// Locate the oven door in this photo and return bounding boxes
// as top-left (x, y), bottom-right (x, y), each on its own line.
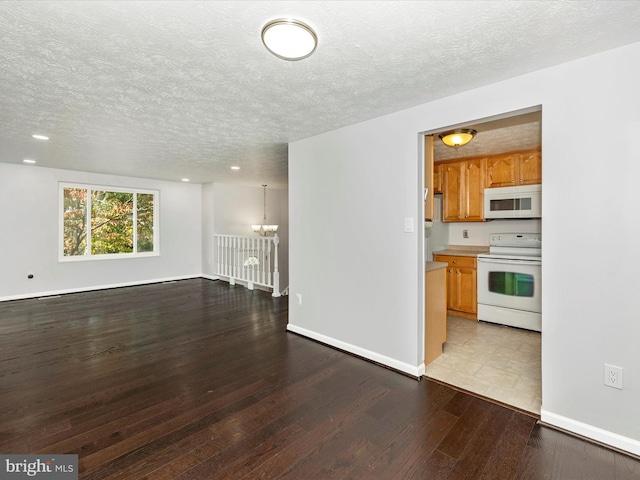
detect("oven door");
top-left (477, 257), bottom-right (541, 313)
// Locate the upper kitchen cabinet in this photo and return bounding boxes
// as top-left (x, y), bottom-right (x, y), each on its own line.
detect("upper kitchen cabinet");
top-left (486, 147), bottom-right (541, 188)
top-left (519, 149), bottom-right (542, 185)
top-left (442, 158), bottom-right (486, 222)
top-left (433, 163), bottom-right (443, 194)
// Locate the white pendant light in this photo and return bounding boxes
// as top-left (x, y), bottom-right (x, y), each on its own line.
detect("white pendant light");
top-left (261, 19), bottom-right (317, 61)
top-left (251, 185), bottom-right (279, 236)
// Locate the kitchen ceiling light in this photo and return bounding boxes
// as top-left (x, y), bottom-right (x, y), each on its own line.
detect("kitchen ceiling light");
top-left (231, 166), bottom-right (240, 170)
top-left (23, 159), bottom-right (36, 164)
top-left (32, 134), bottom-right (49, 140)
top-left (261, 19), bottom-right (317, 61)
top-left (439, 129), bottom-right (477, 148)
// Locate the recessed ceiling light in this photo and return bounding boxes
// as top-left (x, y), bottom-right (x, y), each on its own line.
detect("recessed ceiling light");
top-left (181, 178), bottom-right (190, 182)
top-left (261, 19), bottom-right (317, 61)
top-left (32, 134), bottom-right (49, 140)
top-left (23, 159), bottom-right (37, 164)
top-left (231, 166), bottom-right (240, 170)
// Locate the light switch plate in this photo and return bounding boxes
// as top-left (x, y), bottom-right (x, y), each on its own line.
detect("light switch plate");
top-left (404, 217), bottom-right (414, 233)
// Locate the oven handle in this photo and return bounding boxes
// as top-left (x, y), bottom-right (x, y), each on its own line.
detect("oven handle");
top-left (478, 257), bottom-right (541, 266)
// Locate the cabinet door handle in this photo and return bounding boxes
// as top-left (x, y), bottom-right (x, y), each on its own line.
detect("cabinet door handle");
top-left (452, 260), bottom-right (456, 264)
top-left (520, 179), bottom-right (524, 183)
top-left (510, 180), bottom-right (515, 183)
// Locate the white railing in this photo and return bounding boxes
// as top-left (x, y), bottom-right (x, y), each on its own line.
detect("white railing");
top-left (213, 234), bottom-right (280, 297)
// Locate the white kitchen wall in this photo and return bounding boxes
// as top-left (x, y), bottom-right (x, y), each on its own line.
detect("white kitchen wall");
top-left (289, 41), bottom-right (640, 454)
top-left (425, 196), bottom-right (448, 260)
top-left (0, 163), bottom-right (202, 301)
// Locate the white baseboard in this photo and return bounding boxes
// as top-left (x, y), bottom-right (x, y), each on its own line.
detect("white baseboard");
top-left (0, 274), bottom-right (202, 302)
top-left (287, 323), bottom-right (424, 378)
top-left (541, 409), bottom-right (640, 457)
top-left (201, 274), bottom-right (220, 281)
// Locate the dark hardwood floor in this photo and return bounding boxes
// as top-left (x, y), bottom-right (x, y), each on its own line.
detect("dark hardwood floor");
top-left (1, 279), bottom-right (638, 479)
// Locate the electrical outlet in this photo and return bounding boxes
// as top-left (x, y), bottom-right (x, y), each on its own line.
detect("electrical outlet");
top-left (463, 230), bottom-right (469, 239)
top-left (296, 294), bottom-right (303, 306)
top-left (604, 364), bottom-right (623, 390)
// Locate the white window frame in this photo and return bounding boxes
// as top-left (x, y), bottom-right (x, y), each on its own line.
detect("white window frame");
top-left (59, 182), bottom-right (160, 262)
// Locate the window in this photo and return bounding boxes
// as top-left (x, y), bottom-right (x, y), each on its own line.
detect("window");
top-left (60, 183), bottom-right (158, 260)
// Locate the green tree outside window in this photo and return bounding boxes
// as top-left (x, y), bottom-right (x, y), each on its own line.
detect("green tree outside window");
top-left (62, 186), bottom-right (156, 258)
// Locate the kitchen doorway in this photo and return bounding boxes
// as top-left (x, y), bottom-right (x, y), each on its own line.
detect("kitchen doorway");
top-left (422, 107), bottom-right (543, 415)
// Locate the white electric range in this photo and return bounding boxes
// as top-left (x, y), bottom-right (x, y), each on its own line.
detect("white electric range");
top-left (477, 233), bottom-right (542, 332)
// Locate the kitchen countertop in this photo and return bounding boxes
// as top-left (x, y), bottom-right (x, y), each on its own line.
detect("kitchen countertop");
top-left (433, 245), bottom-right (489, 257)
top-left (426, 261), bottom-right (448, 272)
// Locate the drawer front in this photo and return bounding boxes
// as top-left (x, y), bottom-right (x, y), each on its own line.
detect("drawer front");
top-left (433, 254), bottom-right (476, 269)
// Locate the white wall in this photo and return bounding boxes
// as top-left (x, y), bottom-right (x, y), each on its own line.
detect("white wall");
top-left (201, 183), bottom-right (289, 291)
top-left (288, 42), bottom-right (640, 454)
top-left (425, 196), bottom-right (448, 260)
top-left (201, 182), bottom-right (215, 278)
top-left (0, 163), bottom-right (202, 300)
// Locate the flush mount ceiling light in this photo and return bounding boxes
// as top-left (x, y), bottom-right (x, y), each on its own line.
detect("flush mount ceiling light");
top-left (32, 134), bottom-right (49, 141)
top-left (439, 129), bottom-right (477, 148)
top-left (261, 18), bottom-right (317, 61)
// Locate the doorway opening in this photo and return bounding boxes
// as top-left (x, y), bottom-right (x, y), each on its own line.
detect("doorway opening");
top-left (422, 106), bottom-right (543, 415)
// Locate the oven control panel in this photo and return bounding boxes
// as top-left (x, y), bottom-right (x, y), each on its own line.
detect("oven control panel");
top-left (489, 233), bottom-right (541, 248)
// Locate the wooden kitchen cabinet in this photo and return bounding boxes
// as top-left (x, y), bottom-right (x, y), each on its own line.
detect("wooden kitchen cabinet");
top-left (433, 162), bottom-right (443, 194)
top-left (485, 153), bottom-right (519, 188)
top-left (443, 162), bottom-right (463, 221)
top-left (433, 254), bottom-right (477, 319)
top-left (519, 150), bottom-right (542, 185)
top-left (486, 148), bottom-right (541, 187)
top-left (442, 158), bottom-right (486, 222)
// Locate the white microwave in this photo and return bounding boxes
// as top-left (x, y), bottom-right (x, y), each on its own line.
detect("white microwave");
top-left (484, 185), bottom-right (541, 219)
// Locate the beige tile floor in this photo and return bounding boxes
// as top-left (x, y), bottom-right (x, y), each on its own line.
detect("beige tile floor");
top-left (425, 315), bottom-right (542, 415)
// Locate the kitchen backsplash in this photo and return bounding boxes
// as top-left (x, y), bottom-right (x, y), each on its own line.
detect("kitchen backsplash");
top-left (425, 197), bottom-right (540, 259)
top-left (448, 218), bottom-right (542, 246)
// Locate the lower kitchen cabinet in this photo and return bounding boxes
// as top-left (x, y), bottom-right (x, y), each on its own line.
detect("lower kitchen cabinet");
top-left (433, 254), bottom-right (477, 319)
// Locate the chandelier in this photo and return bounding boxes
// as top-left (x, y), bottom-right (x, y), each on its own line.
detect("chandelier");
top-left (252, 185), bottom-right (278, 236)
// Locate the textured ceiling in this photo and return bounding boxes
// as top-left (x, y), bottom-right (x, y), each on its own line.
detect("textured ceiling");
top-left (433, 111), bottom-right (542, 161)
top-left (1, 1), bottom-right (640, 187)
